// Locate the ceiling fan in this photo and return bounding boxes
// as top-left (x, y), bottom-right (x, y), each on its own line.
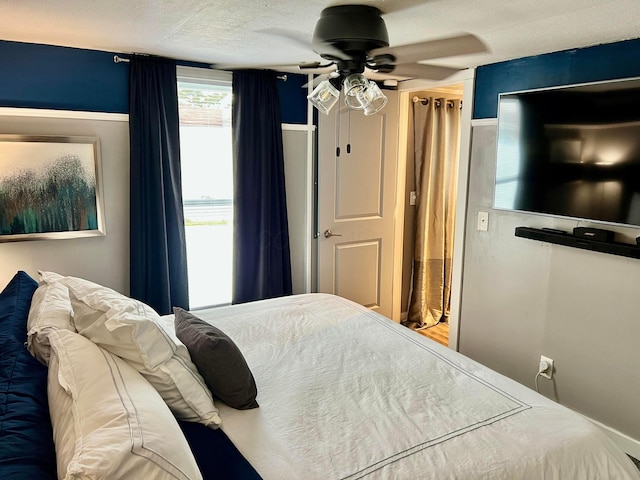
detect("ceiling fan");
top-left (300, 3), bottom-right (488, 115)
top-left (212, 3), bottom-right (488, 115)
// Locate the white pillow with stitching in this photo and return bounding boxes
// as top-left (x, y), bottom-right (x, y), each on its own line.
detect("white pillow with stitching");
top-left (26, 281), bottom-right (75, 365)
top-left (40, 271), bottom-right (221, 429)
top-left (48, 329), bottom-right (203, 480)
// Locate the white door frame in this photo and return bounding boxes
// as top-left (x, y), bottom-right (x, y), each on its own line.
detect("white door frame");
top-left (393, 68), bottom-right (477, 350)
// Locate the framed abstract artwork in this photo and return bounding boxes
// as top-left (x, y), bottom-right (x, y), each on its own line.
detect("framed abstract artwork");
top-left (0, 135), bottom-right (105, 242)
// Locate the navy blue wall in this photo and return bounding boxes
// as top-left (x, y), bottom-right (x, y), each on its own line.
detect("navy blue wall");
top-left (0, 40), bottom-right (128, 113)
top-left (276, 73), bottom-right (308, 124)
top-left (473, 37), bottom-right (640, 119)
top-left (0, 40), bottom-right (308, 123)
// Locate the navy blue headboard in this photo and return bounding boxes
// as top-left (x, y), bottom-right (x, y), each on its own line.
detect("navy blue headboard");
top-left (0, 271), bottom-right (57, 479)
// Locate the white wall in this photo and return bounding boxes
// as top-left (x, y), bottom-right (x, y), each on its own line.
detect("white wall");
top-left (0, 109), bottom-right (130, 293)
top-left (458, 120), bottom-right (640, 446)
top-left (282, 125), bottom-right (314, 295)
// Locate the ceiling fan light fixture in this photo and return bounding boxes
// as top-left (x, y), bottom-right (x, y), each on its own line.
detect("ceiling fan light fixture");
top-left (306, 73), bottom-right (388, 115)
top-left (308, 78), bottom-right (340, 115)
top-left (343, 73), bottom-right (369, 110)
top-left (343, 73), bottom-right (368, 96)
top-left (362, 82), bottom-right (387, 116)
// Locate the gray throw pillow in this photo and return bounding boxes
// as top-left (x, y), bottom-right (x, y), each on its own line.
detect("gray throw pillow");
top-left (174, 307), bottom-right (259, 410)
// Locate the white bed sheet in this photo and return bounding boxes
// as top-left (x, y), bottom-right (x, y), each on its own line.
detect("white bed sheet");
top-left (192, 294), bottom-right (639, 480)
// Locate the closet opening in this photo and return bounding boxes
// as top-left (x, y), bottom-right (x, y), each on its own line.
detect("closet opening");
top-left (401, 84), bottom-right (464, 347)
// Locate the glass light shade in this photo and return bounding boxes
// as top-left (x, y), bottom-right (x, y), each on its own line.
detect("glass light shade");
top-left (363, 82), bottom-right (388, 116)
top-left (308, 79), bottom-right (340, 115)
top-left (343, 74), bottom-right (369, 110)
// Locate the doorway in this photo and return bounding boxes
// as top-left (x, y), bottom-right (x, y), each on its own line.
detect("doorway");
top-left (315, 80), bottom-right (469, 343)
top-left (401, 84), bottom-right (465, 345)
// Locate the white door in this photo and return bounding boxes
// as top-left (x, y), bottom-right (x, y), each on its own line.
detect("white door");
top-left (317, 90), bottom-right (399, 318)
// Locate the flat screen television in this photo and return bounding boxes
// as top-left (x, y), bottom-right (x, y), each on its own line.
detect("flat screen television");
top-left (494, 76), bottom-right (640, 228)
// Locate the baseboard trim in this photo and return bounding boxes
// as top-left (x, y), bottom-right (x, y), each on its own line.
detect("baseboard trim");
top-left (586, 416), bottom-right (640, 459)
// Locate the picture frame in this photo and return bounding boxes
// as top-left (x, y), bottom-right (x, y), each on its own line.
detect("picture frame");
top-left (0, 134), bottom-right (105, 242)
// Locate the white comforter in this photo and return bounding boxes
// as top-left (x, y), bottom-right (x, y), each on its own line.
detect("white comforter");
top-left (193, 294), bottom-right (639, 479)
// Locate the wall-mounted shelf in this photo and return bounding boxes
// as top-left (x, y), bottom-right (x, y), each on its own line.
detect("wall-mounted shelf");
top-left (515, 227), bottom-right (640, 259)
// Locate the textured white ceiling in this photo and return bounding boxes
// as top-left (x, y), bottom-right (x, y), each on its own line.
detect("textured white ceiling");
top-left (1, 0), bottom-right (639, 75)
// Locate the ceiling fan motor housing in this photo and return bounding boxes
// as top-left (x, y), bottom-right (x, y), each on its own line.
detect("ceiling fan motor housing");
top-left (312, 5), bottom-right (390, 60)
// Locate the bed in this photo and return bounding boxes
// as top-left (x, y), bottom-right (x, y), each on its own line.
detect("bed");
top-left (1, 270), bottom-right (639, 479)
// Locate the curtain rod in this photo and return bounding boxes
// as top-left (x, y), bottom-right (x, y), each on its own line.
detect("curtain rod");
top-left (113, 54), bottom-right (287, 81)
top-left (412, 96), bottom-right (461, 109)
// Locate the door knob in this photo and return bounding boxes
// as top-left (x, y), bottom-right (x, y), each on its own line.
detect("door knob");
top-left (324, 229), bottom-right (342, 239)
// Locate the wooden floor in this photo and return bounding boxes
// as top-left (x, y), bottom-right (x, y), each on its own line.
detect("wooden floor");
top-left (416, 322), bottom-right (449, 346)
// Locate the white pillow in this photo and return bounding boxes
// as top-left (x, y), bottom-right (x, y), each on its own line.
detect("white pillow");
top-left (48, 329), bottom-right (203, 480)
top-left (26, 281), bottom-right (75, 365)
top-left (53, 273), bottom-right (221, 428)
top-left (38, 270), bottom-right (65, 285)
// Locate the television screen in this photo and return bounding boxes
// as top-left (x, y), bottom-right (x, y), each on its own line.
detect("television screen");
top-left (494, 77), bottom-right (640, 228)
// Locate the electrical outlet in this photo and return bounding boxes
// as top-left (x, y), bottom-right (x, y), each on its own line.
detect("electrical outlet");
top-left (539, 355), bottom-right (554, 379)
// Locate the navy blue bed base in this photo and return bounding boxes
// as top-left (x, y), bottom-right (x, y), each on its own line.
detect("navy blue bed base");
top-left (179, 420), bottom-right (262, 479)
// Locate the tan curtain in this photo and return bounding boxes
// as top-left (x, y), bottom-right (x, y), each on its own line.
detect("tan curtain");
top-left (404, 97), bottom-right (461, 329)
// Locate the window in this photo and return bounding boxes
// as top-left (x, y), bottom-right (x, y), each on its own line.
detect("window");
top-left (177, 68), bottom-right (233, 308)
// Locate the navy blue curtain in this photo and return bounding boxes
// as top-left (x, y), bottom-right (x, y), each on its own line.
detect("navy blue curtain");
top-left (232, 70), bottom-right (292, 304)
top-left (129, 55), bottom-right (189, 315)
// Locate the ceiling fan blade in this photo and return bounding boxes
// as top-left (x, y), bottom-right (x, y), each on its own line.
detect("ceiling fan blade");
top-left (387, 63), bottom-right (462, 80)
top-left (370, 33), bottom-right (487, 63)
top-left (298, 63), bottom-right (336, 73)
top-left (302, 69), bottom-right (345, 89)
top-left (257, 28), bottom-right (314, 51)
top-left (259, 27), bottom-right (352, 61)
top-left (210, 61), bottom-right (324, 71)
top-left (302, 74), bottom-right (329, 89)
